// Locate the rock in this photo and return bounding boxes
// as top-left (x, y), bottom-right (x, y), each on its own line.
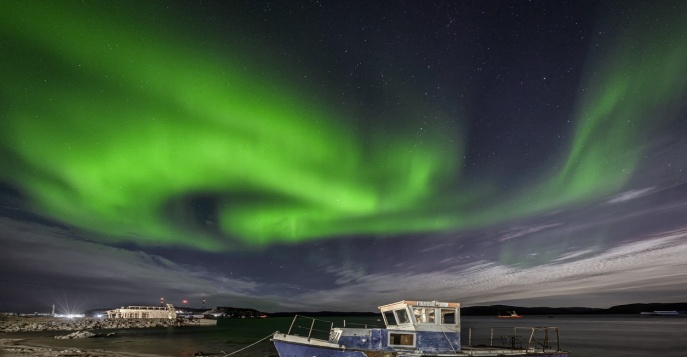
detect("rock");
top-left (54, 331), bottom-right (96, 339)
top-left (1, 316), bottom-right (213, 333)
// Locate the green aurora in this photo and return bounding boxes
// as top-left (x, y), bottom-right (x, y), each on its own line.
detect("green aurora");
top-left (1, 2), bottom-right (686, 249)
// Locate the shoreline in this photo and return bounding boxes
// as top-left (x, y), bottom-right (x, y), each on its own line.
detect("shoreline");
top-left (0, 338), bottom-right (168, 357)
top-left (0, 316), bottom-right (216, 333)
top-left (0, 336), bottom-right (266, 357)
top-left (0, 316), bottom-right (222, 357)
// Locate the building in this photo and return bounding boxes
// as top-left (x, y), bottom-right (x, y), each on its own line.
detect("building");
top-left (106, 304), bottom-right (176, 319)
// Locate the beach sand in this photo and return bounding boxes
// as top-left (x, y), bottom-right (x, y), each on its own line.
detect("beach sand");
top-left (0, 338), bottom-right (258, 356)
top-left (0, 338), bottom-right (170, 357)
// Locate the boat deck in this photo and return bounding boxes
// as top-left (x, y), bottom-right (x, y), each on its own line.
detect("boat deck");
top-left (460, 346), bottom-right (566, 356)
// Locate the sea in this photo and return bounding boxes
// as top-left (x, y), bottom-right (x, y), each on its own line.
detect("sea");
top-left (5, 315), bottom-right (687, 357)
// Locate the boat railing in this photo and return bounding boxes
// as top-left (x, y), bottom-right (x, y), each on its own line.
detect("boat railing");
top-left (286, 315), bottom-right (335, 341)
top-left (285, 315), bottom-right (379, 341)
top-left (342, 320), bottom-right (374, 328)
top-left (466, 326), bottom-right (563, 352)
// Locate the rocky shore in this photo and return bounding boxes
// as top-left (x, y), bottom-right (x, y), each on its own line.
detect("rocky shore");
top-left (1, 338), bottom-right (165, 357)
top-left (0, 316), bottom-right (221, 356)
top-left (0, 316), bottom-right (213, 333)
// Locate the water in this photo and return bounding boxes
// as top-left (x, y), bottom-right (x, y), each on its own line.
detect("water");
top-left (462, 315), bottom-right (687, 357)
top-left (7, 315), bottom-right (687, 357)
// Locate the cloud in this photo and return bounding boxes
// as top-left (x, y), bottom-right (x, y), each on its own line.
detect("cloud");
top-left (496, 223), bottom-right (563, 242)
top-left (325, 265), bottom-right (369, 285)
top-left (551, 249), bottom-right (596, 262)
top-left (0, 217), bottom-right (260, 310)
top-left (3, 210), bottom-right (687, 312)
top-left (276, 228), bottom-right (687, 311)
top-left (607, 187), bottom-right (655, 204)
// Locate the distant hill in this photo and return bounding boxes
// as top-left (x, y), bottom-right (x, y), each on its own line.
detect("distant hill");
top-left (84, 302), bottom-right (687, 318)
top-left (460, 305), bottom-right (602, 316)
top-left (267, 311), bottom-right (377, 317)
top-left (266, 302), bottom-right (687, 317)
top-left (460, 302), bottom-right (687, 316)
top-left (204, 306), bottom-right (263, 318)
top-left (606, 302), bottom-right (687, 314)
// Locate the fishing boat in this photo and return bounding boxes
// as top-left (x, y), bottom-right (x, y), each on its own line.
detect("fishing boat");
top-left (271, 300), bottom-right (568, 356)
top-left (498, 310), bottom-right (523, 318)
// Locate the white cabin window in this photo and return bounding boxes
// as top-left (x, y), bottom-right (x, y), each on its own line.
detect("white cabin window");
top-left (394, 309), bottom-right (410, 324)
top-left (440, 308), bottom-right (456, 324)
top-left (388, 332), bottom-right (416, 347)
top-left (413, 307), bottom-right (436, 324)
top-left (383, 311), bottom-right (397, 326)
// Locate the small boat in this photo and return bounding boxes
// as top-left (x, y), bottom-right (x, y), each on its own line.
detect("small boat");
top-left (498, 310), bottom-right (524, 318)
top-left (272, 300), bottom-right (568, 356)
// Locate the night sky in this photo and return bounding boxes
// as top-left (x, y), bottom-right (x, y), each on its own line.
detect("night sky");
top-left (1, 1), bottom-right (687, 314)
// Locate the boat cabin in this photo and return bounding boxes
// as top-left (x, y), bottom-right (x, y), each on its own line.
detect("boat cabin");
top-left (379, 300), bottom-right (460, 329)
top-left (371, 300), bottom-right (461, 352)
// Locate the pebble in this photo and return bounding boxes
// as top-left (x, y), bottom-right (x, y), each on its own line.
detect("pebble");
top-left (0, 316), bottom-right (198, 333)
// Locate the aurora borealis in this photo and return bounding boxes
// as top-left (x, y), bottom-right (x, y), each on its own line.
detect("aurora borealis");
top-left (2, 1), bottom-right (687, 312)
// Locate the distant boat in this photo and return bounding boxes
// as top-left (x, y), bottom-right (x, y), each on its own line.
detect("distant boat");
top-left (498, 310), bottom-right (523, 318)
top-left (272, 300), bottom-right (568, 356)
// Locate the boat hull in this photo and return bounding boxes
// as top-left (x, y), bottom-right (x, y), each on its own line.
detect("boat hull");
top-left (271, 301), bottom-right (568, 357)
top-left (273, 339), bottom-right (569, 357)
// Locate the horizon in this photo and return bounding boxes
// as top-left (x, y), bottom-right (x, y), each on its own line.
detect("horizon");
top-left (2, 1), bottom-right (687, 313)
top-left (5, 300), bottom-right (687, 315)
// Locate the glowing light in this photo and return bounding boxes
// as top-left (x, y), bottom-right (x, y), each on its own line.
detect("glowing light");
top-left (0, 2), bottom-right (685, 250)
top-left (55, 313), bottom-right (85, 319)
top-left (0, 1), bottom-right (459, 247)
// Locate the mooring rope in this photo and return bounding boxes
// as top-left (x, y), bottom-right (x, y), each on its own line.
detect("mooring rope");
top-left (221, 332), bottom-right (275, 356)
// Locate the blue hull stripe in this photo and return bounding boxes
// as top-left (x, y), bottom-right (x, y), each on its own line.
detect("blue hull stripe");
top-left (274, 340), bottom-right (568, 357)
top-left (273, 340), bottom-right (369, 357)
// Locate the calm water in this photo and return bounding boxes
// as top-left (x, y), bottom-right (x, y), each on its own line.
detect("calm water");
top-left (7, 315), bottom-right (687, 357)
